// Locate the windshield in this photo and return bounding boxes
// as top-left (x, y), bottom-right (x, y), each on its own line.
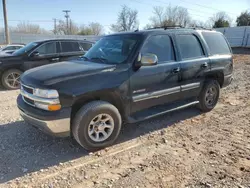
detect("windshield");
top-left (84, 35), bottom-right (140, 64)
top-left (13, 42), bottom-right (38, 56)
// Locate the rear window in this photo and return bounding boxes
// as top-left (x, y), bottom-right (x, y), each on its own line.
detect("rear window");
top-left (202, 32), bottom-right (231, 55)
top-left (176, 34), bottom-right (204, 59)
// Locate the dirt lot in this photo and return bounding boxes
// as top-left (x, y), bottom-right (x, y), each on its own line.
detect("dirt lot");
top-left (0, 55), bottom-right (249, 188)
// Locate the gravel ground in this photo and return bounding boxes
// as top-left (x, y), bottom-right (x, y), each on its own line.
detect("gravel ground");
top-left (0, 55), bottom-right (249, 188)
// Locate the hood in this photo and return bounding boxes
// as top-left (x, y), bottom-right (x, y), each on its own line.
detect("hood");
top-left (21, 60), bottom-right (116, 87)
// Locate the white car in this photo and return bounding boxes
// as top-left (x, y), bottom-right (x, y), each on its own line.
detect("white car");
top-left (0, 44), bottom-right (25, 56)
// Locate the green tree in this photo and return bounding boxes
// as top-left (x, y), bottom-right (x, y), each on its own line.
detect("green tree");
top-left (210, 12), bottom-right (231, 28)
top-left (236, 11), bottom-right (250, 26)
top-left (78, 22), bottom-right (104, 35)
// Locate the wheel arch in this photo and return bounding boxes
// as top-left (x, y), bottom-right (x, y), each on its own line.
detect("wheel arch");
top-left (205, 71), bottom-right (224, 88)
top-left (70, 90), bottom-right (126, 130)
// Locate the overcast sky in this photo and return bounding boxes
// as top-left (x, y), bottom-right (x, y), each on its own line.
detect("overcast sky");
top-left (0, 0), bottom-right (249, 33)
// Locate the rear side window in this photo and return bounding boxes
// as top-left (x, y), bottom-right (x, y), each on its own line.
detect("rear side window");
top-left (141, 35), bottom-right (175, 62)
top-left (79, 42), bottom-right (92, 52)
top-left (176, 34), bottom-right (204, 59)
top-left (61, 42), bottom-right (81, 53)
top-left (202, 32), bottom-right (231, 55)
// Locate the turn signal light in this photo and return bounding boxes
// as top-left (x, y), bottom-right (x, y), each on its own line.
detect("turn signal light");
top-left (48, 104), bottom-right (61, 111)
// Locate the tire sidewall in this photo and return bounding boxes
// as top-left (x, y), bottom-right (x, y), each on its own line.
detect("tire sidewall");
top-left (200, 80), bottom-right (220, 111)
top-left (75, 103), bottom-right (121, 150)
top-left (2, 69), bottom-right (22, 90)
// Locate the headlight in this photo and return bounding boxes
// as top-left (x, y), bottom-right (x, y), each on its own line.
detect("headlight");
top-left (33, 89), bottom-right (59, 98)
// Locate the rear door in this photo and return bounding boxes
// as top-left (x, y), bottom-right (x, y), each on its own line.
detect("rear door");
top-left (59, 41), bottom-right (84, 61)
top-left (175, 33), bottom-right (210, 99)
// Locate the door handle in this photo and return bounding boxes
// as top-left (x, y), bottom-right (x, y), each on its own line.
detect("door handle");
top-left (51, 58), bottom-right (59, 62)
top-left (172, 67), bottom-right (180, 74)
top-left (201, 62), bottom-right (208, 68)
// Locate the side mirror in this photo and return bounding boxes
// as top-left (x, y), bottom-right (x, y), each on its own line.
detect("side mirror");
top-left (138, 53), bottom-right (158, 66)
top-left (30, 51), bottom-right (40, 57)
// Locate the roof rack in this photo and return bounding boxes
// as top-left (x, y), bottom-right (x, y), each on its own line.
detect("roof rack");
top-left (189, 26), bottom-right (214, 31)
top-left (147, 25), bottom-right (184, 30)
top-left (146, 25), bottom-right (214, 31)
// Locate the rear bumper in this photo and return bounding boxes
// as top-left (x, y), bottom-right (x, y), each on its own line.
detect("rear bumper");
top-left (222, 74), bottom-right (233, 88)
top-left (17, 94), bottom-right (71, 137)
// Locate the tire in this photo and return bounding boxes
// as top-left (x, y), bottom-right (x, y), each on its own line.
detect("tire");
top-left (1, 69), bottom-right (23, 90)
top-left (198, 79), bottom-right (220, 112)
top-left (72, 101), bottom-right (122, 151)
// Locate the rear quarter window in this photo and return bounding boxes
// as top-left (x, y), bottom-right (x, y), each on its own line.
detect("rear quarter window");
top-left (202, 32), bottom-right (231, 55)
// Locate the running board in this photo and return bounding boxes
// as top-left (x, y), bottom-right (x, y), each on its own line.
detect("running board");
top-left (128, 100), bottom-right (199, 123)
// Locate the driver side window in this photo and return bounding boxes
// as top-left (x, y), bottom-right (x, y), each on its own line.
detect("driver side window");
top-left (141, 35), bottom-right (175, 63)
top-left (36, 42), bottom-right (56, 55)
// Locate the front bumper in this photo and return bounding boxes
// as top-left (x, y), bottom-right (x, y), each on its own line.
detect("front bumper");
top-left (17, 94), bottom-right (71, 137)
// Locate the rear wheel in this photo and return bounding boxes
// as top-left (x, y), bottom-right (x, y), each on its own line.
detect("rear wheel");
top-left (72, 101), bottom-right (122, 151)
top-left (198, 80), bottom-right (220, 112)
top-left (1, 69), bottom-right (22, 90)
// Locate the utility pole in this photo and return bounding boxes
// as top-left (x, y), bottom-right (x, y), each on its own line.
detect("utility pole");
top-left (62, 10), bottom-right (70, 35)
top-left (2, 0), bottom-right (10, 44)
top-left (53, 18), bottom-right (57, 34)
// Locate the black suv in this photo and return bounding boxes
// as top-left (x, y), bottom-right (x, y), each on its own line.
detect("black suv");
top-left (17, 28), bottom-right (233, 151)
top-left (0, 39), bottom-right (94, 89)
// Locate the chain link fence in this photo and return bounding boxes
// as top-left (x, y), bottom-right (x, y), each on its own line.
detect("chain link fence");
top-left (0, 32), bottom-right (101, 45)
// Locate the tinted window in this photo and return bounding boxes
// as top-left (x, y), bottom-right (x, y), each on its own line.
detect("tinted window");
top-left (36, 42), bottom-right (56, 55)
top-left (176, 35), bottom-right (204, 59)
top-left (61, 42), bottom-right (81, 53)
top-left (141, 35), bottom-right (175, 62)
top-left (85, 35), bottom-right (139, 64)
top-left (13, 42), bottom-right (38, 56)
top-left (202, 32), bottom-right (231, 55)
top-left (80, 42), bottom-right (92, 51)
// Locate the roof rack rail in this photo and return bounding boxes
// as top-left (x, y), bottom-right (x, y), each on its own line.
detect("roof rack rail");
top-left (146, 25), bottom-right (214, 31)
top-left (189, 26), bottom-right (214, 31)
top-left (147, 25), bottom-right (184, 30)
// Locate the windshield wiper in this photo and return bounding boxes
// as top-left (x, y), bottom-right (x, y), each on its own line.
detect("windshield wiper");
top-left (90, 57), bottom-right (109, 64)
top-left (79, 56), bottom-right (89, 61)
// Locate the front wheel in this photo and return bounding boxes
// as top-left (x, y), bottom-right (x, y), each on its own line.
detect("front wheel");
top-left (1, 69), bottom-right (23, 90)
top-left (72, 101), bottom-right (122, 151)
top-left (198, 80), bottom-right (220, 112)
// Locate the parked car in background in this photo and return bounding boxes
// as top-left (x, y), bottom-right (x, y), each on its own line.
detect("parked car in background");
top-left (0, 44), bottom-right (25, 56)
top-left (17, 28), bottom-right (233, 151)
top-left (0, 39), bottom-right (94, 89)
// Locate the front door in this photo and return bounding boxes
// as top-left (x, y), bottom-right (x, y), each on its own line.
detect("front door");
top-left (175, 33), bottom-right (210, 99)
top-left (130, 34), bottom-right (181, 114)
top-left (23, 41), bottom-right (59, 70)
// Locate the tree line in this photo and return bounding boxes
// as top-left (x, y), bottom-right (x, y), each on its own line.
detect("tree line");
top-left (3, 5), bottom-right (250, 35)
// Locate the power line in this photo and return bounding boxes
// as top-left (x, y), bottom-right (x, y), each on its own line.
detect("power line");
top-left (132, 0), bottom-right (210, 19)
top-left (178, 0), bottom-right (239, 16)
top-left (0, 19), bottom-right (54, 22)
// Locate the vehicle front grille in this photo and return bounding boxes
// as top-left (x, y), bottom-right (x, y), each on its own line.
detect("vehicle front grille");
top-left (23, 96), bottom-right (35, 106)
top-left (21, 83), bottom-right (35, 106)
top-left (22, 84), bottom-right (33, 94)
